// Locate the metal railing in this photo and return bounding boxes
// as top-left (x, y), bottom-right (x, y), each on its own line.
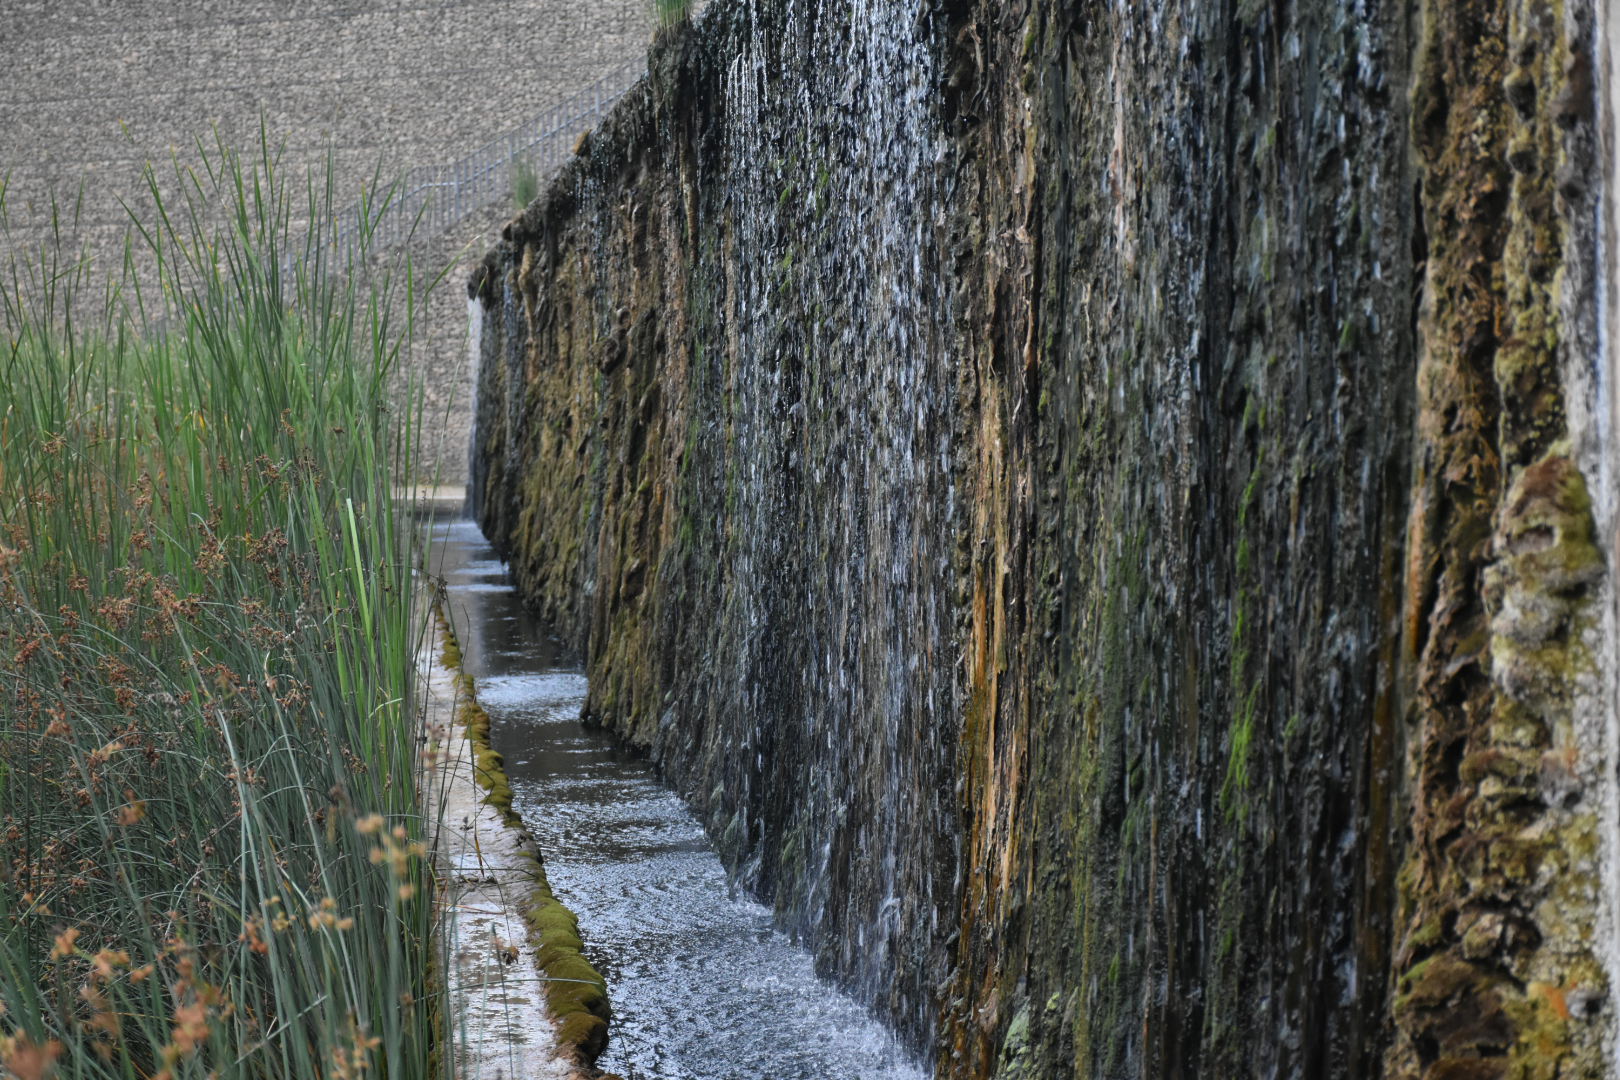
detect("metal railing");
top-left (299, 60), bottom-right (644, 273)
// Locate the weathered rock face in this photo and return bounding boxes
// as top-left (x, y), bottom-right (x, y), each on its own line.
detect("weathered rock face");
top-left (472, 4), bottom-right (960, 1043)
top-left (470, 0), bottom-right (1614, 1075)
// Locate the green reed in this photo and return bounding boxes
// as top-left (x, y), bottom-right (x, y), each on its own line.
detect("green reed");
top-left (0, 134), bottom-right (443, 1079)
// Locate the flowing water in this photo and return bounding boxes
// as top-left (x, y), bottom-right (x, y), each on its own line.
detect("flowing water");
top-left (428, 517), bottom-right (928, 1080)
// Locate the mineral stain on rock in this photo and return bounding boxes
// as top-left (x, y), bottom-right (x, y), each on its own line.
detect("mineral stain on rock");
top-left (468, 0), bottom-right (1617, 1075)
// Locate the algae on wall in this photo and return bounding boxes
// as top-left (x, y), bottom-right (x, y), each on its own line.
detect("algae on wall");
top-left (470, 0), bottom-right (1614, 1074)
top-left (473, 1), bottom-right (962, 1048)
top-left (942, 0), bottom-right (1420, 1074)
top-left (1384, 0), bottom-right (1610, 1073)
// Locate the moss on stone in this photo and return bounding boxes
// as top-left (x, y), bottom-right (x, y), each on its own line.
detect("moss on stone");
top-left (463, 0), bottom-right (1607, 1073)
top-left (1389, 0), bottom-right (1606, 1073)
top-left (434, 602), bottom-right (613, 1068)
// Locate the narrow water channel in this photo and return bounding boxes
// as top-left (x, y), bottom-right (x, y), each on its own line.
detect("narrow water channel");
top-left (428, 518), bottom-right (928, 1080)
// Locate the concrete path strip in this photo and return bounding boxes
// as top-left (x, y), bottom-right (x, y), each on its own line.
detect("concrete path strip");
top-left (418, 597), bottom-right (589, 1080)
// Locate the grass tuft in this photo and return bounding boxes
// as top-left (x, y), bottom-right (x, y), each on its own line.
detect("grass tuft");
top-left (511, 159), bottom-right (540, 212)
top-left (653, 0), bottom-right (693, 27)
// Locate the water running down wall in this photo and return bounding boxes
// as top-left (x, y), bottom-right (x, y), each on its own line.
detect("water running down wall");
top-left (470, 0), bottom-right (1619, 1075)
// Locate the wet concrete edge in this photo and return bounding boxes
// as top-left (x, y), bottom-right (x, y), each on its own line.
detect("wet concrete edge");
top-left (431, 601), bottom-right (617, 1076)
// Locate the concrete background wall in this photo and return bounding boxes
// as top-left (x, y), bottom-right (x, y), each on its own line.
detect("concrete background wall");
top-left (0, 0), bottom-right (654, 481)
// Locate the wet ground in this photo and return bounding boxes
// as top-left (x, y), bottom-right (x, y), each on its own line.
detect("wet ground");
top-left (428, 517), bottom-right (927, 1080)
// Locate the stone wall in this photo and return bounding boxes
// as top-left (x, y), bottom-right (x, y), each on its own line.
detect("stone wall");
top-left (0, 0), bottom-right (651, 481)
top-left (470, 0), bottom-right (1616, 1076)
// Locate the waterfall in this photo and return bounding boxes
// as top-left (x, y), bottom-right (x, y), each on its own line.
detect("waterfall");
top-left (1597, 2), bottom-right (1620, 1065)
top-left (468, 0), bottom-right (1620, 1071)
top-left (465, 0), bottom-right (961, 1049)
top-left (465, 294), bottom-right (486, 519)
top-left (715, 0), bottom-right (953, 1032)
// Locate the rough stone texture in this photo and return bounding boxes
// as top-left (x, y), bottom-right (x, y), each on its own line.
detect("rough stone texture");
top-left (944, 2), bottom-right (1419, 1075)
top-left (470, 0), bottom-right (1613, 1077)
top-left (473, 8), bottom-right (960, 1046)
top-left (0, 0), bottom-right (653, 481)
top-left (1386, 0), bottom-right (1611, 1075)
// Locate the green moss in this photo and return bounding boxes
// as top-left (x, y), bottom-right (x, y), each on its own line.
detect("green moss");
top-left (554, 1012), bottom-right (609, 1060)
top-left (1406, 914), bottom-right (1445, 953)
top-left (1337, 316), bottom-right (1359, 353)
top-left (1395, 953), bottom-right (1485, 1011)
top-left (1221, 456), bottom-right (1266, 818)
top-left (438, 614), bottom-right (464, 671)
top-left (1391, 0), bottom-right (1606, 1064)
top-left (1219, 689), bottom-right (1257, 814)
top-left (993, 1004), bottom-right (1034, 1079)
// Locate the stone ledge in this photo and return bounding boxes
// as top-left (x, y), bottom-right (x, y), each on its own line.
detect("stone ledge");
top-left (426, 602), bottom-right (614, 1076)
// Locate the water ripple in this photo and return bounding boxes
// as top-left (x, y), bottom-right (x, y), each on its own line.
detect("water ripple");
top-left (430, 520), bottom-right (927, 1080)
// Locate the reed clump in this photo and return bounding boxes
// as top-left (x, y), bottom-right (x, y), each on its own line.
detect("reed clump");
top-left (0, 137), bottom-right (439, 1078)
